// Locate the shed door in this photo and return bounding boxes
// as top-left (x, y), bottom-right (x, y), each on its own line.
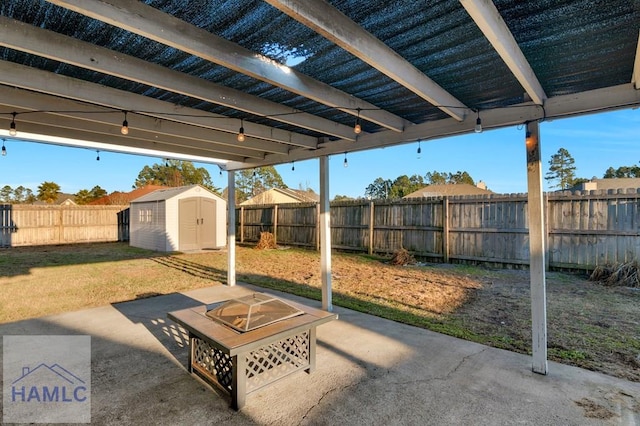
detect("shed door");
top-left (199, 198), bottom-right (217, 249)
top-left (179, 198), bottom-right (199, 251)
top-left (178, 197), bottom-right (217, 251)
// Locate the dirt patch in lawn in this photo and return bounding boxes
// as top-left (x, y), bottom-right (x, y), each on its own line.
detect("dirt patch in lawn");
top-left (1, 242), bottom-right (639, 382)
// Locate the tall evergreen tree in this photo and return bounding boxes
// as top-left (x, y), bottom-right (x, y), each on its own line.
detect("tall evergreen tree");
top-left (234, 166), bottom-right (287, 203)
top-left (365, 177), bottom-right (393, 199)
top-left (134, 160), bottom-right (217, 192)
top-left (545, 148), bottom-right (577, 190)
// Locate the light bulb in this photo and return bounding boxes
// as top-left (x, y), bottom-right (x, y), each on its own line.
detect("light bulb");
top-left (475, 115), bottom-right (482, 133)
top-left (9, 113), bottom-right (17, 136)
top-left (525, 131), bottom-right (535, 148)
top-left (96, 151), bottom-right (100, 161)
top-left (121, 111), bottom-right (129, 135)
top-left (354, 108), bottom-right (362, 134)
top-left (1, 143), bottom-right (6, 157)
top-left (291, 161), bottom-right (295, 171)
top-left (343, 154), bottom-right (348, 168)
top-left (237, 126), bottom-right (245, 142)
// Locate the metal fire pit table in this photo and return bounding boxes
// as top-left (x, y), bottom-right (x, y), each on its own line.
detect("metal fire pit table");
top-left (168, 294), bottom-right (337, 410)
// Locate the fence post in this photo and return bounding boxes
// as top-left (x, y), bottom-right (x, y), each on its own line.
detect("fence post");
top-left (273, 204), bottom-right (278, 245)
top-left (369, 201), bottom-right (374, 255)
top-left (239, 206), bottom-right (244, 243)
top-left (316, 203), bottom-right (320, 251)
top-left (442, 196), bottom-right (450, 263)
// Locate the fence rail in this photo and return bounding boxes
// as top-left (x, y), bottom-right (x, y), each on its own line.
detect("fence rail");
top-left (0, 204), bottom-right (128, 247)
top-left (236, 190), bottom-right (640, 270)
top-left (3, 190), bottom-right (639, 270)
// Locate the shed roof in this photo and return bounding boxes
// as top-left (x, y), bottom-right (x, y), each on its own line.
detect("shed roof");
top-left (131, 184), bottom-right (221, 203)
top-left (0, 0), bottom-right (639, 169)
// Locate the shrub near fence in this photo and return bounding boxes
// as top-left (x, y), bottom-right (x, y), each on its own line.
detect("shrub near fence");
top-left (0, 204), bottom-right (128, 247)
top-left (236, 190), bottom-right (640, 270)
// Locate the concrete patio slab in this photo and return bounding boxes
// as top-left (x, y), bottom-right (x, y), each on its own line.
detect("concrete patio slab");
top-left (1, 283), bottom-right (638, 425)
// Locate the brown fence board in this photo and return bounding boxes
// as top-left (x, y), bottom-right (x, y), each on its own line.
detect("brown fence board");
top-left (0, 204), bottom-right (127, 247)
top-left (236, 190), bottom-right (640, 270)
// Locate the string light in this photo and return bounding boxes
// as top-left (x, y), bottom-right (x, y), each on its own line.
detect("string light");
top-left (96, 150), bottom-right (100, 161)
top-left (291, 161), bottom-right (295, 171)
top-left (525, 130), bottom-right (535, 148)
top-left (1, 139), bottom-right (6, 156)
top-left (121, 111), bottom-right (129, 135)
top-left (9, 112), bottom-right (17, 136)
top-left (354, 108), bottom-right (361, 134)
top-left (475, 110), bottom-right (482, 133)
top-left (343, 152), bottom-right (348, 168)
top-left (237, 119), bottom-right (245, 142)
top-left (417, 141), bottom-right (421, 159)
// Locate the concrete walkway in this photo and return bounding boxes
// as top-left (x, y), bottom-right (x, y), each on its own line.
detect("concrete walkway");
top-left (1, 283), bottom-right (638, 425)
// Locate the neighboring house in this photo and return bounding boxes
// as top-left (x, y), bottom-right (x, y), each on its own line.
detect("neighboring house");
top-left (569, 178), bottom-right (640, 192)
top-left (240, 188), bottom-right (319, 206)
top-left (403, 182), bottom-right (493, 198)
top-left (34, 193), bottom-right (77, 205)
top-left (89, 185), bottom-right (169, 205)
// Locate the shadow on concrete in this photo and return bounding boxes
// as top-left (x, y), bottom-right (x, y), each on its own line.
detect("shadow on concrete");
top-left (0, 310), bottom-right (255, 424)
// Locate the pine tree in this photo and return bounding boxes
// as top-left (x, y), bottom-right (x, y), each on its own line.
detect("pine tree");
top-left (545, 148), bottom-right (577, 190)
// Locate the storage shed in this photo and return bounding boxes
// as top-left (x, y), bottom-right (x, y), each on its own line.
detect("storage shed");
top-left (130, 185), bottom-right (226, 252)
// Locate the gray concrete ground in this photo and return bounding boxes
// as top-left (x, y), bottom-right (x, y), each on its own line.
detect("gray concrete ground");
top-left (1, 283), bottom-right (639, 425)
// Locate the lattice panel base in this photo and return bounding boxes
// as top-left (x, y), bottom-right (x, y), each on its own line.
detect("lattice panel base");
top-left (191, 338), bottom-right (233, 393)
top-left (190, 330), bottom-right (310, 396)
top-left (246, 331), bottom-right (310, 392)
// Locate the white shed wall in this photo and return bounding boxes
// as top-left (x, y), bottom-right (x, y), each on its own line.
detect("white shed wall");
top-left (130, 200), bottom-right (166, 251)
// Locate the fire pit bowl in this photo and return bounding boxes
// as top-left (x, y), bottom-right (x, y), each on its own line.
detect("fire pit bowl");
top-left (168, 293), bottom-right (337, 410)
top-left (205, 292), bottom-right (304, 332)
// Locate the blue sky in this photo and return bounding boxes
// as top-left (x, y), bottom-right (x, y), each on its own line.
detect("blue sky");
top-left (1, 108), bottom-right (638, 198)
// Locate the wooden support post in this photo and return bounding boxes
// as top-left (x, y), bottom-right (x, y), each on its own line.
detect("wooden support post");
top-left (227, 171), bottom-right (236, 287)
top-left (368, 201), bottom-right (374, 255)
top-left (442, 196), bottom-right (450, 263)
top-left (273, 204), bottom-right (278, 245)
top-left (315, 203), bottom-right (320, 251)
top-left (240, 206), bottom-right (244, 243)
top-left (319, 156), bottom-right (332, 312)
top-left (525, 120), bottom-right (548, 374)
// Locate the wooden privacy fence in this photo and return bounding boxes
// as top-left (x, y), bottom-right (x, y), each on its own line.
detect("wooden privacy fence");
top-left (0, 204), bottom-right (128, 247)
top-left (236, 190), bottom-right (640, 270)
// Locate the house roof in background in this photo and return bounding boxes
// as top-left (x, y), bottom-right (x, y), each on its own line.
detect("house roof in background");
top-left (404, 183), bottom-right (494, 198)
top-left (275, 188), bottom-right (320, 203)
top-left (571, 177), bottom-right (640, 192)
top-left (89, 185), bottom-right (169, 205)
top-left (240, 187), bottom-right (319, 205)
top-left (0, 1), bottom-right (639, 170)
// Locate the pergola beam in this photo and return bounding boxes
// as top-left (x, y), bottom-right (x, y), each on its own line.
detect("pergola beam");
top-left (228, 82), bottom-right (640, 169)
top-left (46, 0), bottom-right (409, 133)
top-left (0, 118), bottom-right (245, 163)
top-left (460, 0), bottom-right (547, 105)
top-left (0, 108), bottom-right (265, 160)
top-left (0, 16), bottom-right (327, 145)
top-left (0, 86), bottom-right (288, 157)
top-left (266, 0), bottom-right (468, 122)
